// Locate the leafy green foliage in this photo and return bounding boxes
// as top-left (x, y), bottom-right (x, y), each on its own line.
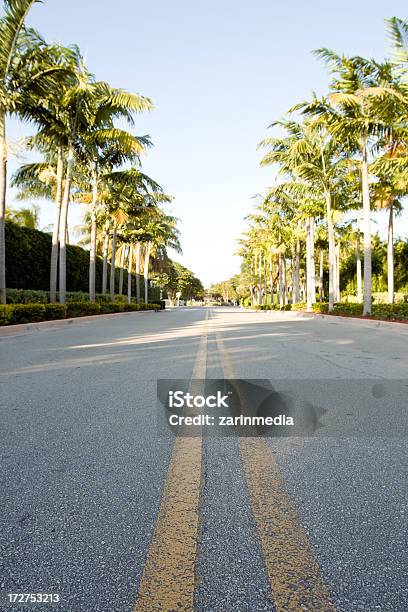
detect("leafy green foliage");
top-left (153, 260), bottom-right (204, 303)
top-left (312, 301), bottom-right (408, 320)
top-left (312, 303), bottom-right (329, 314)
top-left (65, 301), bottom-right (101, 317)
top-left (0, 298), bottom-right (163, 325)
top-left (44, 303), bottom-right (66, 320)
top-left (5, 220), bottom-right (145, 295)
top-left (0, 305), bottom-right (13, 325)
top-left (9, 303), bottom-right (46, 323)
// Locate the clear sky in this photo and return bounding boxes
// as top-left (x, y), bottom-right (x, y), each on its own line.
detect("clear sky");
top-left (7, 0), bottom-right (408, 286)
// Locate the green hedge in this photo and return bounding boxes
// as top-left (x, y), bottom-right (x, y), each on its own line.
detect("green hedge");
top-left (66, 302), bottom-right (102, 318)
top-left (251, 303), bottom-right (292, 311)
top-left (44, 304), bottom-right (67, 320)
top-left (312, 303), bottom-right (329, 314)
top-left (311, 302), bottom-right (408, 320)
top-left (5, 289), bottom-right (156, 305)
top-left (0, 301), bottom-right (164, 326)
top-left (245, 300), bottom-right (408, 321)
top-left (291, 302), bottom-right (307, 311)
top-left (5, 220), bottom-right (160, 301)
top-left (11, 304), bottom-right (46, 324)
top-left (372, 304), bottom-right (408, 320)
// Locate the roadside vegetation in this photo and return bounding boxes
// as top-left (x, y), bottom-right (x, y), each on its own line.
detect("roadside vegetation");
top-left (223, 17), bottom-right (408, 320)
top-left (0, 0), bottom-right (203, 319)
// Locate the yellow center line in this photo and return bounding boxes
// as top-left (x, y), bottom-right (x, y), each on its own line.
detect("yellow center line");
top-left (212, 311), bottom-right (337, 612)
top-left (133, 310), bottom-right (208, 612)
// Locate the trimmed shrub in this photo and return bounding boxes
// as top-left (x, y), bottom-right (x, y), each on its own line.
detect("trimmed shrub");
top-left (250, 303), bottom-right (292, 311)
top-left (312, 302), bottom-right (329, 314)
top-left (291, 302), bottom-right (307, 311)
top-left (123, 303), bottom-right (139, 312)
top-left (333, 303), bottom-right (363, 316)
top-left (312, 302), bottom-right (408, 320)
top-left (0, 299), bottom-right (162, 326)
top-left (10, 304), bottom-right (46, 324)
top-left (99, 302), bottom-right (124, 314)
top-left (372, 303), bottom-right (408, 320)
top-left (0, 305), bottom-right (13, 326)
top-left (66, 302), bottom-right (101, 318)
top-left (44, 303), bottom-right (67, 320)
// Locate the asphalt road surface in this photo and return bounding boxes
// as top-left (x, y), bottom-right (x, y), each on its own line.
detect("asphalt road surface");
top-left (1, 307), bottom-right (407, 612)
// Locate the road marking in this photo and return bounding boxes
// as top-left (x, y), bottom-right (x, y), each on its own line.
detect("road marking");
top-left (133, 310), bottom-right (208, 612)
top-left (211, 311), bottom-right (337, 612)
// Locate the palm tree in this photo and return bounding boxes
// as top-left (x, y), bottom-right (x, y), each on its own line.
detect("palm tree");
top-left (5, 203), bottom-right (39, 228)
top-left (387, 17), bottom-right (408, 83)
top-left (371, 176), bottom-right (405, 303)
top-left (128, 205), bottom-right (180, 304)
top-left (299, 54), bottom-right (401, 314)
top-left (0, 0), bottom-right (68, 302)
top-left (100, 169), bottom-right (163, 302)
top-left (259, 120), bottom-right (343, 311)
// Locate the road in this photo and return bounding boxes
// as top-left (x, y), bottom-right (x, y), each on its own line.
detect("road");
top-left (1, 307), bottom-right (407, 612)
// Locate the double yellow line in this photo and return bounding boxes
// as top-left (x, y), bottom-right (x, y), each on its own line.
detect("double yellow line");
top-left (134, 309), bottom-right (336, 611)
top-left (134, 311), bottom-right (208, 611)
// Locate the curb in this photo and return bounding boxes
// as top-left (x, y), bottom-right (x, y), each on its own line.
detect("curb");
top-left (0, 309), bottom-right (161, 339)
top-left (281, 310), bottom-right (408, 332)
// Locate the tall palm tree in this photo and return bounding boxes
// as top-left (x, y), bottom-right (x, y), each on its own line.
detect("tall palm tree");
top-left (100, 169), bottom-right (163, 301)
top-left (131, 206), bottom-right (180, 304)
top-left (0, 0), bottom-right (68, 302)
top-left (259, 119), bottom-right (344, 311)
top-left (299, 55), bottom-right (400, 314)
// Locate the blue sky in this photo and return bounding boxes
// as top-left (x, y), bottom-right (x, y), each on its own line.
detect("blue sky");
top-left (7, 0), bottom-right (408, 286)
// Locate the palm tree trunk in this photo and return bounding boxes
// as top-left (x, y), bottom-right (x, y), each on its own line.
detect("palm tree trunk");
top-left (306, 217), bottom-right (316, 310)
top-left (356, 224), bottom-right (362, 303)
top-left (118, 245), bottom-right (126, 295)
top-left (50, 147), bottom-right (63, 302)
top-left (127, 243), bottom-right (133, 305)
top-left (258, 252), bottom-right (262, 306)
top-left (387, 202), bottom-right (394, 304)
top-left (263, 259), bottom-right (267, 306)
top-left (306, 218), bottom-right (312, 310)
top-left (135, 242), bottom-right (141, 303)
top-left (89, 172), bottom-right (98, 302)
top-left (0, 110), bottom-right (7, 304)
top-left (361, 140), bottom-right (372, 315)
top-left (144, 241), bottom-right (151, 303)
top-left (319, 250), bottom-right (324, 302)
top-left (102, 220), bottom-right (110, 294)
top-left (326, 193), bottom-right (335, 312)
top-left (310, 217), bottom-right (316, 303)
top-left (269, 254), bottom-right (274, 305)
top-left (335, 242), bottom-right (340, 302)
top-left (294, 239), bottom-right (300, 304)
top-left (278, 254), bottom-right (285, 308)
top-left (58, 146), bottom-right (74, 304)
top-left (109, 220), bottom-right (117, 302)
